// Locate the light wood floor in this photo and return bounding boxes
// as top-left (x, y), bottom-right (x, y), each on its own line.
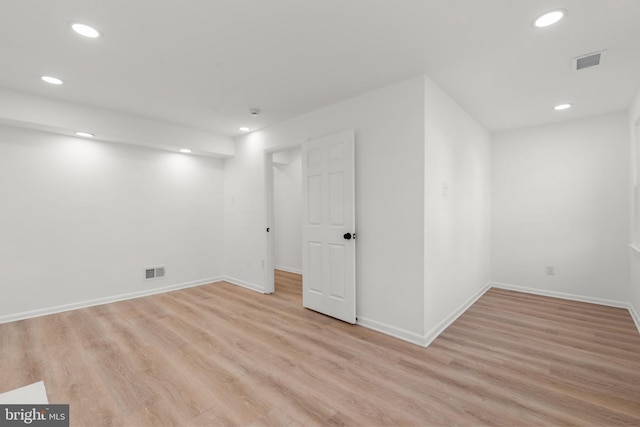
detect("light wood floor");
top-left (2, 270), bottom-right (640, 426)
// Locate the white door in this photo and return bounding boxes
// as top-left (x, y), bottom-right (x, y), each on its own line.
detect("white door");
top-left (302, 130), bottom-right (356, 324)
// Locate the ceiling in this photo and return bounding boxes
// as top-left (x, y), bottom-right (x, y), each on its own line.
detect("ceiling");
top-left (0, 0), bottom-right (639, 138)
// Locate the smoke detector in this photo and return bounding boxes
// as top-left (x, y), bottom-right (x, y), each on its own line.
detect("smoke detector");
top-left (249, 108), bottom-right (261, 116)
top-left (573, 50), bottom-right (606, 71)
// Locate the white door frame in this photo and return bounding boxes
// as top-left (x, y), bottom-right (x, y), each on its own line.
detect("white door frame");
top-left (263, 140), bottom-right (306, 294)
top-left (632, 121), bottom-right (640, 247)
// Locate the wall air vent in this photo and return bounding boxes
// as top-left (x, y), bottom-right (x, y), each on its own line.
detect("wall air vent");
top-left (573, 50), bottom-right (606, 71)
top-left (144, 266), bottom-right (166, 280)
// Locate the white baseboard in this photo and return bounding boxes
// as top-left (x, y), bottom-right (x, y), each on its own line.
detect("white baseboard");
top-left (490, 282), bottom-right (629, 309)
top-left (221, 276), bottom-right (266, 294)
top-left (629, 304), bottom-right (640, 334)
top-left (274, 265), bottom-right (303, 275)
top-left (358, 282), bottom-right (492, 348)
top-left (424, 282), bottom-right (492, 347)
top-left (0, 276), bottom-right (225, 325)
top-left (357, 316), bottom-right (426, 347)
top-left (491, 282), bottom-right (640, 335)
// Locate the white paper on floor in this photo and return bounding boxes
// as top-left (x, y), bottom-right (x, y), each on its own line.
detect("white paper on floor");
top-left (0, 381), bottom-right (49, 404)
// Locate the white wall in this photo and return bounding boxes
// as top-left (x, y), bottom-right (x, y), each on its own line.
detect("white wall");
top-left (492, 112), bottom-right (630, 303)
top-left (273, 146), bottom-right (302, 273)
top-left (629, 89), bottom-right (640, 325)
top-left (423, 75), bottom-right (492, 340)
top-left (224, 76), bottom-right (426, 337)
top-left (0, 125), bottom-right (225, 321)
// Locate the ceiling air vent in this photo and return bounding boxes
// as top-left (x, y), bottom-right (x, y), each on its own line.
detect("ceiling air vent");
top-left (573, 50), bottom-right (606, 71)
top-left (144, 266), bottom-right (166, 280)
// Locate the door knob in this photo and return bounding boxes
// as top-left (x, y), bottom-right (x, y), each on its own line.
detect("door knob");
top-left (343, 233), bottom-right (352, 240)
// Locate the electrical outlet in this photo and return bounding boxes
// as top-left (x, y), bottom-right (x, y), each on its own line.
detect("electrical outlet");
top-left (261, 260), bottom-right (265, 269)
top-left (546, 265), bottom-right (555, 276)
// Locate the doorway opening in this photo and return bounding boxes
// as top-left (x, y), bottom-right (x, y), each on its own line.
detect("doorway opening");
top-left (264, 143), bottom-right (303, 297)
top-left (264, 130), bottom-right (356, 323)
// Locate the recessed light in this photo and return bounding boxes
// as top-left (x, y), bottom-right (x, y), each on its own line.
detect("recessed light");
top-left (75, 131), bottom-right (94, 138)
top-left (71, 23), bottom-right (101, 38)
top-left (534, 10), bottom-right (566, 28)
top-left (41, 76), bottom-right (63, 85)
top-left (179, 149), bottom-right (192, 153)
top-left (554, 103), bottom-right (572, 111)
top-left (239, 127), bottom-right (250, 132)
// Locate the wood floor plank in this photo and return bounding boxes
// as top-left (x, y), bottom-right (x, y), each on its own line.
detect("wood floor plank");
top-left (1, 272), bottom-right (639, 426)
